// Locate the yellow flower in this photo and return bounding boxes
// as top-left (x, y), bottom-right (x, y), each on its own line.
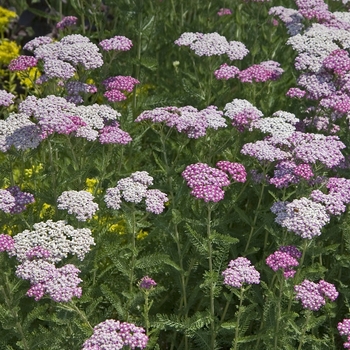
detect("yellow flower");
top-left (85, 178), bottom-right (102, 194)
top-left (1, 224), bottom-right (16, 236)
top-left (17, 67), bottom-right (41, 88)
top-left (39, 203), bottom-right (55, 219)
top-left (109, 219), bottom-right (127, 235)
top-left (0, 39), bottom-right (20, 65)
top-left (0, 7), bottom-right (17, 33)
top-left (137, 229), bottom-right (148, 240)
top-left (24, 163), bottom-right (43, 178)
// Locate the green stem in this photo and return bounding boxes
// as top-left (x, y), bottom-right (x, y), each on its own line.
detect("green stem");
top-left (220, 292), bottom-right (233, 325)
top-left (68, 302), bottom-right (94, 332)
top-left (297, 310), bottom-right (311, 350)
top-left (143, 291), bottom-right (151, 335)
top-left (133, 0), bottom-right (143, 115)
top-left (207, 204), bottom-right (216, 350)
top-left (232, 287), bottom-right (245, 350)
top-left (274, 274), bottom-right (284, 350)
top-left (244, 182), bottom-right (266, 253)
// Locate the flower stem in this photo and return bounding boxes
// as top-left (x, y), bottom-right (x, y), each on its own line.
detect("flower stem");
top-left (297, 310), bottom-right (311, 350)
top-left (244, 182), bottom-right (266, 253)
top-left (232, 287), bottom-right (245, 350)
top-left (207, 204), bottom-right (216, 349)
top-left (274, 273), bottom-right (284, 350)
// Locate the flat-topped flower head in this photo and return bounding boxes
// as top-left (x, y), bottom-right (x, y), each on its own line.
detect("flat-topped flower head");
top-left (338, 319), bottom-right (350, 349)
top-left (103, 75), bottom-right (140, 92)
top-left (16, 260), bottom-right (82, 302)
top-left (271, 197), bottom-right (330, 239)
top-left (217, 8), bottom-right (232, 16)
top-left (43, 59), bottom-right (76, 80)
top-left (214, 63), bottom-right (240, 80)
top-left (99, 36), bottom-right (133, 52)
top-left (13, 220), bottom-right (95, 263)
top-left (0, 189), bottom-right (16, 213)
top-left (0, 90), bottom-right (15, 107)
top-left (57, 190), bottom-right (99, 221)
top-left (266, 246), bottom-right (301, 278)
top-left (241, 140), bottom-right (291, 162)
top-left (82, 319), bottom-right (148, 350)
top-left (0, 234), bottom-right (15, 253)
top-left (295, 279), bottom-right (338, 311)
top-left (323, 49), bottom-right (350, 76)
top-left (289, 132), bottom-right (345, 168)
top-left (8, 55), bottom-right (38, 71)
top-left (99, 123), bottom-right (132, 144)
top-left (224, 99), bottom-right (263, 132)
top-left (269, 6), bottom-right (304, 36)
top-left (182, 163), bottom-right (231, 202)
top-left (23, 36), bottom-right (53, 51)
top-left (145, 189), bottom-right (168, 214)
top-left (136, 105), bottom-right (226, 138)
top-left (216, 161), bottom-right (247, 183)
top-left (175, 32), bottom-right (248, 60)
top-left (56, 16), bottom-right (78, 30)
top-left (222, 257), bottom-right (260, 288)
top-left (238, 61), bottom-right (284, 83)
top-left (104, 171), bottom-right (167, 214)
top-left (6, 186), bottom-right (35, 214)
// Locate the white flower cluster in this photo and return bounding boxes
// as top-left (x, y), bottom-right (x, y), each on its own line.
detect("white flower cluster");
top-left (13, 220), bottom-right (95, 263)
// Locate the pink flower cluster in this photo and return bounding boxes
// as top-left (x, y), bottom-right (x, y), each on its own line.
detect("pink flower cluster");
top-left (295, 279), bottom-right (338, 311)
top-left (102, 75), bottom-right (140, 102)
top-left (0, 186), bottom-right (34, 214)
top-left (56, 16), bottom-right (78, 30)
top-left (266, 245), bottom-right (301, 278)
top-left (139, 276), bottom-right (157, 289)
top-left (217, 8), bottom-right (232, 16)
top-left (338, 319), bottom-right (350, 349)
top-left (222, 257), bottom-right (260, 288)
top-left (135, 105), bottom-right (226, 138)
top-left (182, 161), bottom-right (245, 202)
top-left (8, 56), bottom-right (38, 71)
top-left (99, 36), bottom-right (133, 52)
top-left (0, 220), bottom-right (95, 302)
top-left (0, 90), bottom-right (15, 107)
top-left (82, 319), bottom-right (148, 350)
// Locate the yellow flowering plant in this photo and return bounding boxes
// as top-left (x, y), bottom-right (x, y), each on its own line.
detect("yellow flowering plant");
top-left (0, 6), bottom-right (16, 38)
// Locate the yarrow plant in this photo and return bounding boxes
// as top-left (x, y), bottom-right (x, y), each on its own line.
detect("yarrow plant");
top-left (0, 1), bottom-right (350, 349)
